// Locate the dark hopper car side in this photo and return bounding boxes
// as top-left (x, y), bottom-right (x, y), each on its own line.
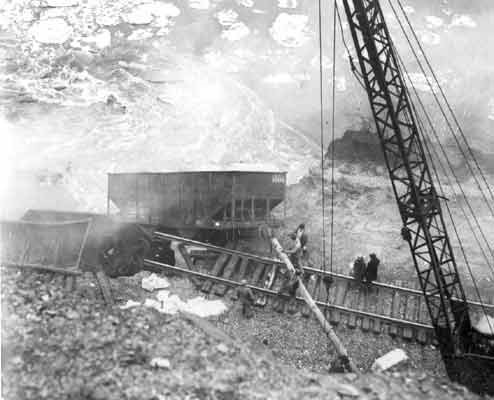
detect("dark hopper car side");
top-left (107, 170), bottom-right (287, 239)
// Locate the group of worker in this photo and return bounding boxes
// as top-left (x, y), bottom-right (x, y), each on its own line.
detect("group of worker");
top-left (350, 253), bottom-right (380, 287)
top-left (237, 223), bottom-right (307, 318)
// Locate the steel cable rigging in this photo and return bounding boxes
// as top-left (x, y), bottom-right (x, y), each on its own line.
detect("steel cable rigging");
top-left (385, 0), bottom-right (494, 277)
top-left (390, 43), bottom-right (494, 332)
top-left (387, 0), bottom-right (494, 219)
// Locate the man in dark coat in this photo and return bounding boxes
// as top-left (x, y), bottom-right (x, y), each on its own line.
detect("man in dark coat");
top-left (237, 280), bottom-right (255, 318)
top-left (352, 256), bottom-right (366, 284)
top-left (366, 253), bottom-right (380, 283)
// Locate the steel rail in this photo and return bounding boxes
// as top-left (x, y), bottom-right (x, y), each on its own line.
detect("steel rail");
top-left (144, 258), bottom-right (434, 331)
top-left (153, 232), bottom-right (494, 312)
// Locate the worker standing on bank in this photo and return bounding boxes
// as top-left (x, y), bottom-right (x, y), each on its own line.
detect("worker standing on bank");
top-left (237, 280), bottom-right (255, 318)
top-left (352, 256), bottom-right (366, 285)
top-left (366, 253), bottom-right (380, 284)
top-left (295, 223), bottom-right (309, 267)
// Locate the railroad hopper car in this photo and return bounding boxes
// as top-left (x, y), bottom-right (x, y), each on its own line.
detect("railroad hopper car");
top-left (107, 170), bottom-right (287, 241)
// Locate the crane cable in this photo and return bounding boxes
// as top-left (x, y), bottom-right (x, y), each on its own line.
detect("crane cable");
top-left (392, 44), bottom-right (494, 332)
top-left (391, 44), bottom-right (494, 281)
top-left (317, 0), bottom-right (327, 283)
top-left (386, 0), bottom-right (494, 274)
top-left (387, 0), bottom-right (494, 219)
top-left (395, 0), bottom-right (494, 206)
top-left (330, 0), bottom-right (337, 278)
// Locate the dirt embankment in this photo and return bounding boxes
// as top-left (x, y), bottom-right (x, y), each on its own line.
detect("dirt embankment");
top-left (1, 268), bottom-right (484, 400)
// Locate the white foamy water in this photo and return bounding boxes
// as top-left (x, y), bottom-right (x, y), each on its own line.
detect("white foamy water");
top-left (450, 14), bottom-right (477, 29)
top-left (269, 13), bottom-right (310, 48)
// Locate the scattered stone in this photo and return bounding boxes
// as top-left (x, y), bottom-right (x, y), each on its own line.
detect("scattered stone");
top-left (65, 310), bottom-right (79, 320)
top-left (335, 383), bottom-right (360, 397)
top-left (119, 299), bottom-right (141, 309)
top-left (371, 349), bottom-right (409, 372)
top-left (29, 17), bottom-right (73, 44)
top-left (150, 357), bottom-right (171, 369)
top-left (216, 343), bottom-right (229, 353)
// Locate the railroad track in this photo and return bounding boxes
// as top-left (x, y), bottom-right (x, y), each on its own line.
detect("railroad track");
top-left (145, 232), bottom-right (494, 345)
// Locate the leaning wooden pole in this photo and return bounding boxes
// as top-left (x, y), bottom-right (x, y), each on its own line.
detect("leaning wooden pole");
top-left (266, 229), bottom-right (358, 373)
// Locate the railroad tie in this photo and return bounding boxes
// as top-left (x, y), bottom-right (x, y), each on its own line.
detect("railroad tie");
top-left (371, 287), bottom-right (382, 334)
top-left (256, 263), bottom-right (273, 307)
top-left (324, 277), bottom-right (338, 324)
top-left (341, 281), bottom-right (353, 327)
top-left (201, 252), bottom-right (231, 294)
top-left (332, 280), bottom-right (349, 325)
top-left (388, 281), bottom-right (402, 337)
top-left (213, 255), bottom-right (240, 296)
top-left (176, 244), bottom-right (202, 287)
top-left (301, 273), bottom-right (318, 318)
top-left (361, 286), bottom-right (371, 331)
top-left (231, 258), bottom-right (251, 301)
top-left (347, 285), bottom-right (361, 329)
top-left (401, 282), bottom-right (415, 341)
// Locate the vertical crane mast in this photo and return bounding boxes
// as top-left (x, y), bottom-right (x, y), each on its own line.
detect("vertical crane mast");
top-left (339, 0), bottom-right (471, 355)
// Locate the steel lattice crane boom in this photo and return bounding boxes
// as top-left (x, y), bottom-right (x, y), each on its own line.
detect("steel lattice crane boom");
top-left (340, 0), bottom-right (494, 394)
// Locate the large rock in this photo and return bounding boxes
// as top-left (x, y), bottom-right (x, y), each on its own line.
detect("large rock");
top-left (29, 18), bottom-right (73, 44)
top-left (371, 348), bottom-right (409, 372)
top-left (326, 128), bottom-right (384, 164)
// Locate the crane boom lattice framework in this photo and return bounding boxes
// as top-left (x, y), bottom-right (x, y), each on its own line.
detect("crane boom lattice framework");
top-left (340, 0), bottom-right (494, 393)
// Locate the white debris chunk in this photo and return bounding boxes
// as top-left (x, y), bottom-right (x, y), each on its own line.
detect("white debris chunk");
top-left (270, 13), bottom-right (309, 48)
top-left (128, 29), bottom-right (154, 41)
top-left (237, 0), bottom-right (254, 8)
top-left (29, 18), bottom-right (73, 44)
top-left (150, 357), bottom-right (171, 369)
top-left (216, 9), bottom-right (238, 26)
top-left (143, 290), bottom-right (228, 317)
top-left (488, 98), bottom-right (494, 121)
top-left (189, 0), bottom-right (210, 10)
top-left (417, 30), bottom-right (440, 46)
top-left (425, 15), bottom-right (443, 29)
top-left (402, 5), bottom-right (415, 14)
top-left (371, 349), bottom-right (409, 372)
top-left (278, 0), bottom-right (297, 9)
top-left (450, 14), bottom-right (477, 28)
top-left (184, 296), bottom-right (227, 317)
top-left (221, 22), bottom-right (250, 41)
top-left (124, 2), bottom-right (179, 25)
top-left (123, 7), bottom-right (153, 24)
top-left (85, 29), bottom-right (111, 49)
top-left (142, 273), bottom-right (170, 291)
top-left (42, 0), bottom-right (79, 6)
top-left (96, 13), bottom-right (120, 26)
top-left (119, 299), bottom-right (141, 309)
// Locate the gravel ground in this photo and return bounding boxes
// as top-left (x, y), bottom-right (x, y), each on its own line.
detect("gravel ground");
top-left (1, 268), bottom-right (487, 400)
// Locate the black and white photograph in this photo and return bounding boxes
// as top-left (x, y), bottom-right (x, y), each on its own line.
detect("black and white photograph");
top-left (1, 0), bottom-right (493, 398)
